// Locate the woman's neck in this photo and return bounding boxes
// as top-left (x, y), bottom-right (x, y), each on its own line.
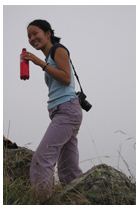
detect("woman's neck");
top-left (42, 42), bottom-right (53, 57)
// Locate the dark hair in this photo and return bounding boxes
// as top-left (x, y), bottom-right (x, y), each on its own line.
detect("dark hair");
top-left (27, 19), bottom-right (61, 44)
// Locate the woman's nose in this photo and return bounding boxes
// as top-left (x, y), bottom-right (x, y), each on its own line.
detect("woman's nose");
top-left (29, 35), bottom-right (35, 43)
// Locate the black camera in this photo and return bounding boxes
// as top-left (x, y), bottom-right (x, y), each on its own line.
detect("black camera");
top-left (76, 91), bottom-right (92, 112)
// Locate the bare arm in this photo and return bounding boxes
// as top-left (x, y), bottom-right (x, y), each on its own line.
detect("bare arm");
top-left (43, 47), bottom-right (71, 86)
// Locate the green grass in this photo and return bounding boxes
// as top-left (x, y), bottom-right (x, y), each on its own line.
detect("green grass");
top-left (3, 175), bottom-right (40, 205)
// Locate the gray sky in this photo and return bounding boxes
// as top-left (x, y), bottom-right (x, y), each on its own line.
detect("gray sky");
top-left (3, 5), bottom-right (136, 179)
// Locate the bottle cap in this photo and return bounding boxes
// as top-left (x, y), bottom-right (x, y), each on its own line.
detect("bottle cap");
top-left (22, 48), bottom-right (26, 52)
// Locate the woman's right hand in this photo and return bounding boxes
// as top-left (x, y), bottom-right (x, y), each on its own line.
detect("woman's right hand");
top-left (21, 51), bottom-right (45, 67)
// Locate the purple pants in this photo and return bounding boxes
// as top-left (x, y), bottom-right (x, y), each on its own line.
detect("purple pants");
top-left (30, 98), bottom-right (83, 199)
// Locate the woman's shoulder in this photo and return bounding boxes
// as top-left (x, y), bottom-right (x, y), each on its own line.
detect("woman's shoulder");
top-left (50, 43), bottom-right (70, 60)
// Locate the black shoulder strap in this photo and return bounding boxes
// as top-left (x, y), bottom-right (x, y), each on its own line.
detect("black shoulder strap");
top-left (50, 43), bottom-right (70, 60)
top-left (69, 59), bottom-right (83, 93)
top-left (50, 43), bottom-right (83, 93)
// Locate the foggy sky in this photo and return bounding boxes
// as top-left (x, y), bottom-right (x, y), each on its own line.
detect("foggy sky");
top-left (3, 5), bottom-right (136, 179)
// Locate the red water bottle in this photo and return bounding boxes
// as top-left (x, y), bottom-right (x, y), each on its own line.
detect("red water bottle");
top-left (20, 48), bottom-right (29, 80)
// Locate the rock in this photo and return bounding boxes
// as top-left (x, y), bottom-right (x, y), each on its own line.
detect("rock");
top-left (3, 147), bottom-right (136, 205)
top-left (3, 147), bottom-right (34, 184)
top-left (49, 164), bottom-right (136, 205)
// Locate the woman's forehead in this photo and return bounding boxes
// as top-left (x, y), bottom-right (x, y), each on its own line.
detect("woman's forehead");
top-left (27, 25), bottom-right (40, 33)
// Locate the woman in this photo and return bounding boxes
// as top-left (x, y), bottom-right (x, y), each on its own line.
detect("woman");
top-left (22, 19), bottom-right (83, 201)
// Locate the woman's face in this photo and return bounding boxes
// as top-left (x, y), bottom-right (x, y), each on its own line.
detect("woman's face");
top-left (27, 25), bottom-right (50, 50)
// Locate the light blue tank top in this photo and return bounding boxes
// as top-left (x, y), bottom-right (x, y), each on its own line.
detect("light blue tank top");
top-left (44, 44), bottom-right (78, 109)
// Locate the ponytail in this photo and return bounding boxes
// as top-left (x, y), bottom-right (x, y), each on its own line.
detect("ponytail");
top-left (50, 29), bottom-right (61, 44)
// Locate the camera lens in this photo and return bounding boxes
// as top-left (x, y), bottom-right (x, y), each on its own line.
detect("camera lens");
top-left (81, 100), bottom-right (92, 112)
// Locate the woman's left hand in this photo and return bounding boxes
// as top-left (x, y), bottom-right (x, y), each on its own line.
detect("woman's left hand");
top-left (21, 51), bottom-right (43, 66)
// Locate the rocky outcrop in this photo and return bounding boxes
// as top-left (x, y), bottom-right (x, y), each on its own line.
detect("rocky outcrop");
top-left (3, 147), bottom-right (136, 205)
top-left (49, 164), bottom-right (136, 205)
top-left (3, 147), bottom-right (34, 184)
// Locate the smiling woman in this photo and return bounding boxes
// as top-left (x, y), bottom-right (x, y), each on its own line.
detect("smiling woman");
top-left (22, 21), bottom-right (71, 86)
top-left (27, 19), bottom-right (61, 45)
top-left (28, 25), bottom-right (52, 50)
top-left (3, 6), bottom-right (136, 196)
top-left (22, 19), bottom-right (83, 202)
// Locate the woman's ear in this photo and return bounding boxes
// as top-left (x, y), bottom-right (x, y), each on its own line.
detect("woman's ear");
top-left (46, 30), bottom-right (52, 39)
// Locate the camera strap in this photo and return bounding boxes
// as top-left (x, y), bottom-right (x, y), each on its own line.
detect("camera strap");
top-left (69, 59), bottom-right (84, 93)
top-left (49, 43), bottom-right (84, 93)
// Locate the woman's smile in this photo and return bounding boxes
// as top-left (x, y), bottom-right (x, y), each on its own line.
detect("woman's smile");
top-left (32, 40), bottom-right (40, 47)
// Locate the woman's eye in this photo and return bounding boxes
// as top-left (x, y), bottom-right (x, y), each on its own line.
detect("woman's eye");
top-left (28, 31), bottom-right (38, 39)
top-left (33, 32), bottom-right (37, 36)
